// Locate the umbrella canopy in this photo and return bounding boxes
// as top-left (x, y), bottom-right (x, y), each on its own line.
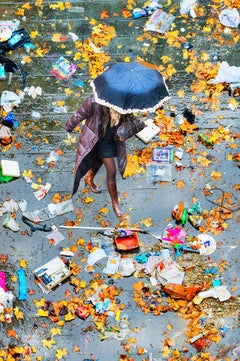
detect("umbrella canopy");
top-left (90, 61), bottom-right (170, 114)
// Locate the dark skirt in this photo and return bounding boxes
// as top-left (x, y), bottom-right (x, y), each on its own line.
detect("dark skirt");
top-left (95, 122), bottom-right (118, 158)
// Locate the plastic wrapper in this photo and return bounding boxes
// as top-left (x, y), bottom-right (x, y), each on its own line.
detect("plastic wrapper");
top-left (119, 258), bottom-right (136, 277)
top-left (3, 213), bottom-right (20, 232)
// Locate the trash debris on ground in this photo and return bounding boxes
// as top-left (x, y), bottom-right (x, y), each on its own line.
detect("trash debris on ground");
top-left (179, 0), bottom-right (198, 18)
top-left (51, 56), bottom-right (77, 80)
top-left (144, 9), bottom-right (175, 34)
top-left (34, 256), bottom-right (72, 292)
top-left (22, 198), bottom-right (74, 222)
top-left (0, 159), bottom-right (20, 177)
top-left (218, 8), bottom-right (240, 28)
top-left (136, 118), bottom-right (160, 143)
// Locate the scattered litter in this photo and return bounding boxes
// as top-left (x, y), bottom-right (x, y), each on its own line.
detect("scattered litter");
top-left (103, 254), bottom-right (120, 274)
top-left (46, 229), bottom-right (65, 245)
top-left (17, 268), bottom-right (27, 300)
top-left (59, 250), bottom-right (74, 257)
top-left (0, 159), bottom-right (20, 177)
top-left (147, 162), bottom-right (173, 182)
top-left (144, 9), bottom-right (175, 34)
top-left (136, 118), bottom-right (160, 143)
top-left (152, 146), bottom-right (174, 163)
top-left (0, 90), bottom-right (21, 112)
top-left (180, 0), bottom-right (198, 18)
top-left (218, 8), bottom-right (240, 28)
top-left (0, 20), bottom-right (20, 42)
top-left (34, 256), bottom-right (72, 291)
top-left (132, 2), bottom-right (160, 19)
top-left (2, 213), bottom-right (20, 232)
top-left (0, 199), bottom-right (18, 215)
top-left (51, 56), bottom-right (77, 80)
top-left (46, 150), bottom-right (59, 163)
top-left (22, 198), bottom-right (74, 222)
top-left (210, 61), bottom-right (240, 85)
top-left (118, 257), bottom-right (136, 277)
top-left (31, 182), bottom-right (51, 200)
top-left (195, 233), bottom-right (216, 255)
top-left (0, 125), bottom-right (12, 146)
top-left (23, 86), bottom-right (42, 99)
top-left (193, 285), bottom-right (231, 304)
top-left (156, 257), bottom-right (185, 285)
top-left (31, 110), bottom-right (41, 119)
top-left (87, 248), bottom-right (107, 266)
top-left (68, 32), bottom-right (79, 42)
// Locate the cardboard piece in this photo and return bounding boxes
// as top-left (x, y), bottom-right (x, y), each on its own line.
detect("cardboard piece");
top-left (1, 159), bottom-right (20, 177)
top-left (136, 119), bottom-right (160, 143)
top-left (34, 257), bottom-right (71, 291)
top-left (152, 147), bottom-right (174, 163)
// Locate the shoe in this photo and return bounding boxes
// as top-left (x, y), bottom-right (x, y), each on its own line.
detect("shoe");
top-left (107, 182), bottom-right (125, 218)
top-left (84, 170), bottom-right (101, 194)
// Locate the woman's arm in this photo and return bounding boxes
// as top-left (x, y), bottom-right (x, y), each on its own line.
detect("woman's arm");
top-left (65, 95), bottom-right (95, 133)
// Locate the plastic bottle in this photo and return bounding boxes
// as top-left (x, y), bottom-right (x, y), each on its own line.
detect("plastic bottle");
top-left (8, 33), bottom-right (23, 47)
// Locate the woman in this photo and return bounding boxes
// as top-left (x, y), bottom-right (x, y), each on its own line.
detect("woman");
top-left (65, 94), bottom-right (139, 218)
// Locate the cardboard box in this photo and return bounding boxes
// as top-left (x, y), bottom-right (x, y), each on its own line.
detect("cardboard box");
top-left (34, 257), bottom-right (71, 290)
top-left (136, 119), bottom-right (160, 143)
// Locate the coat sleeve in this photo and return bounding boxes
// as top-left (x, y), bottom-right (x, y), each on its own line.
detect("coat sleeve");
top-left (65, 96), bottom-right (95, 133)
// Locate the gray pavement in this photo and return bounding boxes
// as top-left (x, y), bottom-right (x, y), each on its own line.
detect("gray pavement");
top-left (0, 1), bottom-right (239, 360)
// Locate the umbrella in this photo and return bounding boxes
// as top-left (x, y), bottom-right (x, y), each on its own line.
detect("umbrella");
top-left (90, 61), bottom-right (170, 114)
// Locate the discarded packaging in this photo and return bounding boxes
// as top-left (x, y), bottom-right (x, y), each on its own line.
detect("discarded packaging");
top-left (114, 231), bottom-right (140, 251)
top-left (0, 90), bottom-right (21, 112)
top-left (144, 9), bottom-right (175, 34)
top-left (196, 234), bottom-right (216, 255)
top-left (22, 199), bottom-right (74, 222)
top-left (1, 159), bottom-right (20, 177)
top-left (156, 257), bottom-right (185, 285)
top-left (152, 147), bottom-right (174, 163)
top-left (147, 162), bottom-right (173, 182)
top-left (180, 0), bottom-right (198, 18)
top-left (162, 282), bottom-right (207, 301)
top-left (51, 56), bottom-right (77, 80)
top-left (2, 213), bottom-right (19, 232)
top-left (193, 285), bottom-right (231, 304)
top-left (136, 118), bottom-right (160, 143)
top-left (119, 258), bottom-right (136, 277)
top-left (0, 199), bottom-right (19, 215)
top-left (210, 61), bottom-right (240, 85)
top-left (218, 8), bottom-right (240, 28)
top-left (34, 257), bottom-right (72, 291)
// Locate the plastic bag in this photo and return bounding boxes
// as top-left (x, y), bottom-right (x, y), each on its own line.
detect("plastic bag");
top-left (119, 258), bottom-right (136, 277)
top-left (218, 8), bottom-right (240, 28)
top-left (2, 213), bottom-right (20, 232)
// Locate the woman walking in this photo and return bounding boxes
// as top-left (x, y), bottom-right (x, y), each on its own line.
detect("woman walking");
top-left (65, 94), bottom-right (141, 218)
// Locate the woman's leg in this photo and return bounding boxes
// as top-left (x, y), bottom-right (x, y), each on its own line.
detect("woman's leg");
top-left (83, 157), bottom-right (102, 194)
top-left (84, 169), bottom-right (101, 193)
top-left (102, 157), bottom-right (124, 217)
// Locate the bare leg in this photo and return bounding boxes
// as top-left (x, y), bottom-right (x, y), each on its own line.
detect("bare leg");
top-left (102, 157), bottom-right (124, 217)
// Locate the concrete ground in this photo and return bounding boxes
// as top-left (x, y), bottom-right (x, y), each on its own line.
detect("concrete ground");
top-left (0, 1), bottom-right (239, 360)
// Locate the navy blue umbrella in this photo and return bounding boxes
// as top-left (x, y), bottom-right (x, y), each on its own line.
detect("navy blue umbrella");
top-left (91, 61), bottom-right (170, 114)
